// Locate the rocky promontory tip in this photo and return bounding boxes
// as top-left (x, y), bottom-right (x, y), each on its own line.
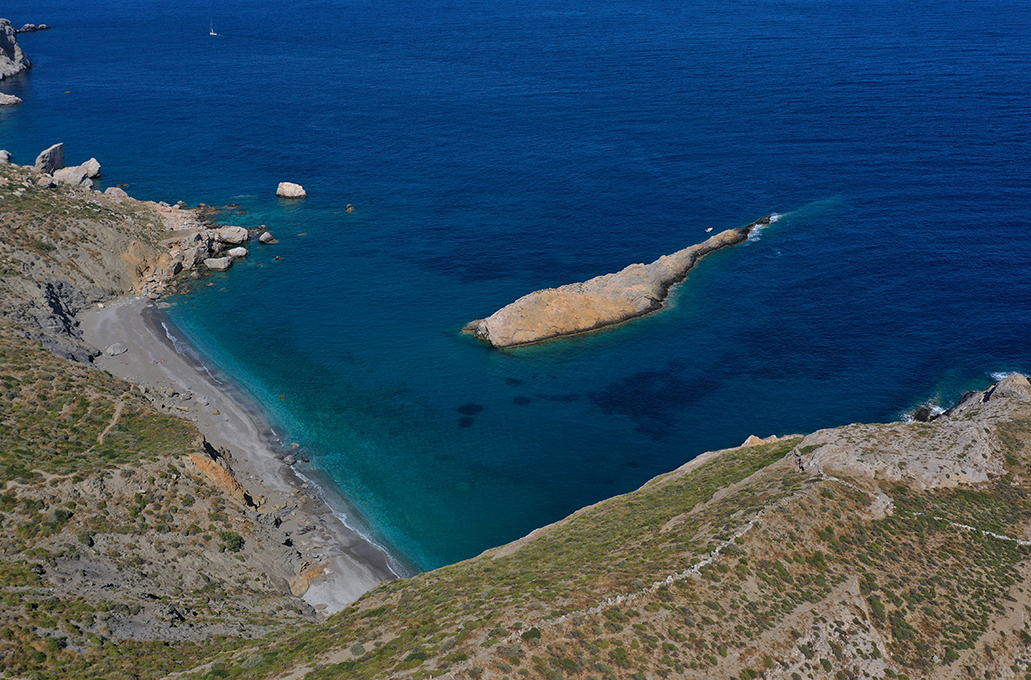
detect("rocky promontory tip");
top-left (0, 18), bottom-right (31, 81)
top-left (464, 216), bottom-right (772, 348)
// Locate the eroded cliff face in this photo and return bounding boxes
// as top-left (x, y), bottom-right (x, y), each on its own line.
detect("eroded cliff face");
top-left (464, 217), bottom-right (770, 347)
top-left (0, 18), bottom-right (31, 80)
top-left (0, 160), bottom-right (214, 360)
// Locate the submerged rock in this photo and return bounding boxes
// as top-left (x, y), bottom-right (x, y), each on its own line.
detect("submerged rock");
top-left (464, 217), bottom-right (771, 348)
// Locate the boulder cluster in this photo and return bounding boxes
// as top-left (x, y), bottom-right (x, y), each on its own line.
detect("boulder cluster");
top-left (29, 142), bottom-right (103, 188)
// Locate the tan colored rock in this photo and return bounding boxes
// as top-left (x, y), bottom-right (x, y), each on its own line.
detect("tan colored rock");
top-left (187, 452), bottom-right (250, 507)
top-left (465, 217), bottom-right (770, 347)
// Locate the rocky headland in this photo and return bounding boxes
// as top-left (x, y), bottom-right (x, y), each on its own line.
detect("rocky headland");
top-left (464, 216), bottom-right (771, 348)
top-left (0, 18), bottom-right (31, 82)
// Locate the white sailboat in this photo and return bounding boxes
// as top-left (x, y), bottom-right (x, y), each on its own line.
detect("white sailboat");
top-left (209, 20), bottom-right (218, 36)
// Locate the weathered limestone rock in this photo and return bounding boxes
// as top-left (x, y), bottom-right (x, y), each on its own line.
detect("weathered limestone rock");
top-left (276, 181), bottom-right (306, 198)
top-left (0, 19), bottom-right (31, 80)
top-left (0, 92), bottom-right (21, 106)
top-left (214, 226), bottom-right (248, 245)
top-left (795, 374), bottom-right (1031, 492)
top-left (34, 143), bottom-right (65, 174)
top-left (104, 186), bottom-right (129, 199)
top-left (226, 247), bottom-right (248, 259)
top-left (258, 231), bottom-right (277, 244)
top-left (82, 157), bottom-right (102, 178)
top-left (16, 24), bottom-right (51, 34)
top-left (465, 217), bottom-right (772, 347)
top-left (0, 149), bottom-right (10, 163)
top-left (53, 165), bottom-right (92, 187)
top-left (203, 257), bottom-right (233, 272)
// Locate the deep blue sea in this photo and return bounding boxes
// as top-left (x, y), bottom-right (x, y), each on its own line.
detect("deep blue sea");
top-left (3, 0), bottom-right (1029, 571)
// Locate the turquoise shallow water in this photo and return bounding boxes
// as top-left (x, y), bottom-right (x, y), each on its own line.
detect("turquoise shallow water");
top-left (3, 0), bottom-right (1030, 569)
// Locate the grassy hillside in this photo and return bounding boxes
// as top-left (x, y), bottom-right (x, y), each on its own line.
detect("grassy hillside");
top-left (178, 379), bottom-right (1031, 680)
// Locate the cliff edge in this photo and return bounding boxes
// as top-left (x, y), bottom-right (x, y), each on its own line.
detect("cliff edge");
top-left (464, 216), bottom-right (770, 347)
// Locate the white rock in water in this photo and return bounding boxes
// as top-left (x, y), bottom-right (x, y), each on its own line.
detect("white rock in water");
top-left (0, 150), bottom-right (10, 163)
top-left (203, 257), bottom-right (233, 271)
top-left (227, 247), bottom-right (249, 259)
top-left (34, 143), bottom-right (65, 174)
top-left (0, 93), bottom-right (22, 106)
top-left (214, 226), bottom-right (248, 245)
top-left (104, 343), bottom-right (128, 356)
top-left (276, 182), bottom-right (306, 198)
top-left (258, 231), bottom-right (276, 244)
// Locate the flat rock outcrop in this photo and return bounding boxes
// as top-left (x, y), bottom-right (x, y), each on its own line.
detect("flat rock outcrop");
top-left (794, 373), bottom-right (1031, 492)
top-left (464, 216), bottom-right (771, 347)
top-left (0, 18), bottom-right (31, 80)
top-left (0, 92), bottom-right (21, 106)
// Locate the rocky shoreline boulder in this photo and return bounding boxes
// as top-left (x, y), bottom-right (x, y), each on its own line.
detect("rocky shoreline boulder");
top-left (464, 216), bottom-right (772, 348)
top-left (34, 142), bottom-right (64, 174)
top-left (0, 92), bottom-right (21, 106)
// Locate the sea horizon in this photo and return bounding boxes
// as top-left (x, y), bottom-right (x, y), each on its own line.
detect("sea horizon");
top-left (2, 0), bottom-right (1029, 571)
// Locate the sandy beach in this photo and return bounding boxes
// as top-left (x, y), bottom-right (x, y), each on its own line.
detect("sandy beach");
top-left (81, 296), bottom-right (398, 614)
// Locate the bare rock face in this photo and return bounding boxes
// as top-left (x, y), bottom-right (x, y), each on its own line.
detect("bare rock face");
top-left (0, 18), bottom-right (31, 80)
top-left (34, 142), bottom-right (65, 174)
top-left (0, 149), bottom-right (11, 163)
top-left (276, 181), bottom-right (307, 198)
top-left (226, 246), bottom-right (249, 259)
top-left (0, 92), bottom-right (21, 106)
top-left (53, 164), bottom-right (92, 187)
top-left (796, 373), bottom-right (1031, 492)
top-left (464, 217), bottom-right (771, 348)
top-left (82, 157), bottom-right (102, 178)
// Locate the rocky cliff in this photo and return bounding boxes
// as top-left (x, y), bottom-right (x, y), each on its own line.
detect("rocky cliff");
top-left (0, 18), bottom-right (31, 80)
top-left (465, 217), bottom-right (770, 348)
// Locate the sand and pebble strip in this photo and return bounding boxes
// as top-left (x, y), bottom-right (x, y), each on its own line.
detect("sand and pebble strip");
top-left (81, 296), bottom-right (398, 614)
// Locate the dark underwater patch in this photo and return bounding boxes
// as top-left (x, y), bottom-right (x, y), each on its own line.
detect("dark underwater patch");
top-left (458, 417), bottom-right (475, 428)
top-left (513, 396), bottom-right (532, 406)
top-left (533, 392), bottom-right (580, 403)
top-left (456, 403), bottom-right (484, 416)
top-left (588, 368), bottom-right (720, 440)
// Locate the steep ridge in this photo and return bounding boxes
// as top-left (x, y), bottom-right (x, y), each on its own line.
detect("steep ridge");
top-left (186, 374), bottom-right (1031, 680)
